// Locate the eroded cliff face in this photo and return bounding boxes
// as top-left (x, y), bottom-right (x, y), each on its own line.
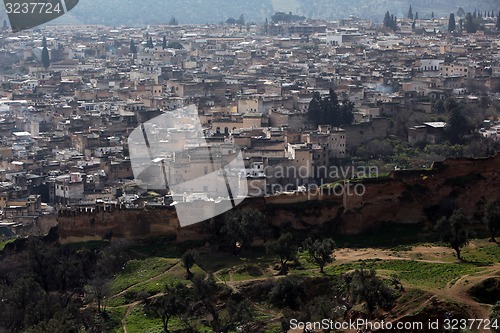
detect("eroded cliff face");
top-left (58, 208), bottom-right (176, 243)
top-left (311, 155), bottom-right (500, 235)
top-left (58, 207), bottom-right (207, 243)
top-left (57, 154), bottom-right (500, 242)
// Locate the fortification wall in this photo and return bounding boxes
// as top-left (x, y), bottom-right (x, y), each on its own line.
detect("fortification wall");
top-left (57, 154), bottom-right (500, 242)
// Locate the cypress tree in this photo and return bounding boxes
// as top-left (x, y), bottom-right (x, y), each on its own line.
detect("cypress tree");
top-left (457, 7), bottom-right (465, 18)
top-left (339, 100), bottom-right (354, 126)
top-left (464, 12), bottom-right (477, 33)
top-left (383, 11), bottom-right (397, 31)
top-left (129, 39), bottom-right (137, 54)
top-left (42, 36), bottom-right (47, 48)
top-left (237, 14), bottom-right (245, 25)
top-left (327, 88), bottom-right (341, 126)
top-left (383, 11), bottom-right (391, 28)
top-left (41, 47), bottom-right (50, 68)
top-left (497, 12), bottom-right (500, 31)
top-left (307, 88), bottom-right (354, 127)
top-left (407, 5), bottom-right (413, 20)
top-left (448, 13), bottom-right (456, 32)
top-left (308, 92), bottom-right (323, 126)
top-left (169, 16), bottom-right (178, 25)
top-left (162, 36), bottom-right (167, 50)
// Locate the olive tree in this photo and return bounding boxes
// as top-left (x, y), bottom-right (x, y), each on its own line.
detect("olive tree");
top-left (483, 201), bottom-right (500, 242)
top-left (303, 237), bottom-right (336, 273)
top-left (181, 249), bottom-right (198, 280)
top-left (266, 233), bottom-right (298, 275)
top-left (436, 209), bottom-right (470, 261)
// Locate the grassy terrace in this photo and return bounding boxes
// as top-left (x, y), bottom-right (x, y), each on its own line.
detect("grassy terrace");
top-left (0, 238), bottom-right (15, 251)
top-left (110, 258), bottom-right (179, 295)
top-left (71, 230), bottom-right (500, 333)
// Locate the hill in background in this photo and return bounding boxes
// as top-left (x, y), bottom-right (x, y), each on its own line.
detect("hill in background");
top-left (1, 0), bottom-right (499, 27)
top-left (279, 0), bottom-right (500, 21)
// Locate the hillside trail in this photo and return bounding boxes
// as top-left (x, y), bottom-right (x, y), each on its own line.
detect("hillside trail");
top-left (214, 246), bottom-right (500, 331)
top-left (110, 261), bottom-right (180, 300)
top-left (112, 244), bottom-right (498, 333)
top-left (215, 269), bottom-right (284, 318)
top-left (120, 265), bottom-right (285, 332)
top-left (384, 266), bottom-right (499, 333)
top-left (122, 302), bottom-right (139, 333)
top-left (109, 261), bottom-right (180, 333)
top-left (337, 245), bottom-right (500, 333)
top-left (436, 266), bottom-right (500, 328)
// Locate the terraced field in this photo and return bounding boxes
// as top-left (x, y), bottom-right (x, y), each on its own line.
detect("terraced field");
top-left (98, 238), bottom-right (500, 333)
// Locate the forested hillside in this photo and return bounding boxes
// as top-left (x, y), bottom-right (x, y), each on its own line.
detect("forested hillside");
top-left (292, 0), bottom-right (500, 21)
top-left (65, 0), bottom-right (499, 25)
top-left (67, 0), bottom-right (274, 25)
top-left (1, 0), bottom-right (499, 27)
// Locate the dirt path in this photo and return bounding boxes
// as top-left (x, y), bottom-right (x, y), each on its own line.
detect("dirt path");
top-left (112, 243), bottom-right (498, 333)
top-left (111, 261), bottom-right (180, 300)
top-left (436, 266), bottom-right (500, 332)
top-left (109, 261), bottom-right (180, 333)
top-left (215, 268), bottom-right (285, 319)
top-left (335, 246), bottom-right (454, 263)
top-left (337, 245), bottom-right (499, 332)
top-left (121, 302), bottom-right (140, 333)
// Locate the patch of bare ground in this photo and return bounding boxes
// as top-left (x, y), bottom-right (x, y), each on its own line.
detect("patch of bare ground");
top-left (335, 245), bottom-right (454, 263)
top-left (335, 244), bottom-right (500, 333)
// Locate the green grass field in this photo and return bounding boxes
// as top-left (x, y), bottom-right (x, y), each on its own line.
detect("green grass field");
top-left (0, 239), bottom-right (15, 251)
top-left (322, 259), bottom-right (484, 288)
top-left (110, 257), bottom-right (179, 294)
top-left (374, 260), bottom-right (484, 289)
top-left (94, 237), bottom-right (500, 333)
top-left (461, 243), bottom-right (500, 265)
top-left (122, 305), bottom-right (163, 333)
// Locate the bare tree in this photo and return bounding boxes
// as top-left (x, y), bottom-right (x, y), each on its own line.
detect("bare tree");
top-left (84, 276), bottom-right (110, 313)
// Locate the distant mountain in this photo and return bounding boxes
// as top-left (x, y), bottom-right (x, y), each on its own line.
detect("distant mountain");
top-left (292, 0), bottom-right (500, 21)
top-left (2, 0), bottom-right (499, 27)
top-left (64, 0), bottom-right (274, 25)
